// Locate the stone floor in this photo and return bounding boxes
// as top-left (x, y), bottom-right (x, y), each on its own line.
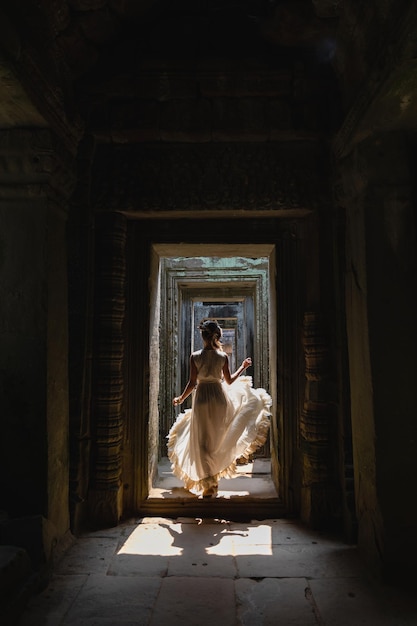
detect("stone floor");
top-left (16, 516), bottom-right (417, 626)
top-left (15, 461), bottom-right (417, 625)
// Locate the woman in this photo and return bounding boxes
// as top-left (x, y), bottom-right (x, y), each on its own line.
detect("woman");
top-left (168, 320), bottom-right (272, 498)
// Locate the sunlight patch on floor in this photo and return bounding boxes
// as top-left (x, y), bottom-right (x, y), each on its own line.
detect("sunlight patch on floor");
top-left (117, 517), bottom-right (273, 557)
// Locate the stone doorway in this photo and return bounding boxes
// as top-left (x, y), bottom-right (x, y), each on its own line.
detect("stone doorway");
top-left (91, 218), bottom-right (303, 525)
top-left (147, 244), bottom-right (277, 511)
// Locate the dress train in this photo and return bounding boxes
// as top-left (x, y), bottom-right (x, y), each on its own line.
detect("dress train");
top-left (167, 375), bottom-right (272, 493)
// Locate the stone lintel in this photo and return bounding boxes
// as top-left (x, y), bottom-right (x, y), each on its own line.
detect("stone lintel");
top-left (92, 129), bottom-right (320, 144)
top-left (118, 208), bottom-right (312, 220)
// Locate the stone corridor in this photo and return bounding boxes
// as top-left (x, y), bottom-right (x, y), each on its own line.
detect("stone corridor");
top-left (2, 2), bottom-right (417, 622)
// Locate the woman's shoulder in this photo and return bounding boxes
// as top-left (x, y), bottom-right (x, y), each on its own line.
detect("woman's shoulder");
top-left (191, 349), bottom-right (203, 358)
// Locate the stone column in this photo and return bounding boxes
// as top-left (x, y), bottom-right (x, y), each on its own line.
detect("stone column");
top-left (300, 311), bottom-right (339, 527)
top-left (0, 127), bottom-right (76, 556)
top-left (88, 212), bottom-right (127, 527)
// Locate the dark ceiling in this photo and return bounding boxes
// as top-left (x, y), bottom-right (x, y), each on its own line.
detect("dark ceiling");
top-left (0, 1), bottom-right (343, 137)
top-left (2, 1), bottom-right (338, 78)
top-left (9, 0), bottom-right (417, 154)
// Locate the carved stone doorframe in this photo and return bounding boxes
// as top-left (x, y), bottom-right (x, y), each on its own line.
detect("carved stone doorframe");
top-left (88, 212), bottom-right (127, 527)
top-left (300, 311), bottom-right (337, 526)
top-left (87, 217), bottom-right (343, 525)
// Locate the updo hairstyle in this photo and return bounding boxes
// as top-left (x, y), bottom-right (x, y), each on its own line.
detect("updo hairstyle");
top-left (199, 320), bottom-right (222, 349)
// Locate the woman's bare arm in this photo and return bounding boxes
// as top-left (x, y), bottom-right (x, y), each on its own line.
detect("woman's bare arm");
top-left (223, 355), bottom-right (252, 385)
top-left (173, 355), bottom-right (198, 405)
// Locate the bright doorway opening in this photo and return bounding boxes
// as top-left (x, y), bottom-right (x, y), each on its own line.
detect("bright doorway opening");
top-left (148, 244), bottom-right (278, 507)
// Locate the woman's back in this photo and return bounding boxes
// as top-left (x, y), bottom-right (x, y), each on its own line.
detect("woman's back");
top-left (193, 349), bottom-right (226, 381)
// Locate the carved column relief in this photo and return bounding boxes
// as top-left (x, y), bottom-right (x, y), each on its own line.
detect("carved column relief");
top-left (300, 311), bottom-right (338, 526)
top-left (88, 212), bottom-right (127, 527)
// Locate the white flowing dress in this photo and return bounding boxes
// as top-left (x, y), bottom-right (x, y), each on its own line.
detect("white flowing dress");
top-left (167, 348), bottom-right (272, 493)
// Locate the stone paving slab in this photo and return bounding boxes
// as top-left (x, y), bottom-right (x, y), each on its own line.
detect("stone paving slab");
top-left (54, 536), bottom-right (119, 576)
top-left (118, 520), bottom-right (182, 556)
top-left (164, 517), bottom-right (234, 549)
top-left (236, 577), bottom-right (318, 626)
top-left (61, 573), bottom-right (162, 625)
top-left (18, 574), bottom-right (89, 626)
top-left (150, 576), bottom-right (236, 626)
top-left (108, 553), bottom-right (169, 578)
top-left (235, 542), bottom-right (360, 579)
top-left (309, 576), bottom-right (417, 626)
top-left (230, 519), bottom-right (343, 546)
top-left (167, 551), bottom-right (237, 578)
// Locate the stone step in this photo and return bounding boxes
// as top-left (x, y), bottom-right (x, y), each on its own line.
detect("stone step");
top-left (139, 496), bottom-right (287, 521)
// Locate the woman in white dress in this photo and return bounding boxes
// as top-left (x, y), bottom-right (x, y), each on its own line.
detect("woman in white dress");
top-left (168, 320), bottom-right (272, 498)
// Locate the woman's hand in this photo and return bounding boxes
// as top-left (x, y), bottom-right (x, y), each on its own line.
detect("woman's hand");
top-left (242, 357), bottom-right (252, 370)
top-left (173, 396), bottom-right (182, 406)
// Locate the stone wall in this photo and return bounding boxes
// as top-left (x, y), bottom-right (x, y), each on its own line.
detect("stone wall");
top-left (338, 132), bottom-right (417, 578)
top-left (0, 203), bottom-right (48, 516)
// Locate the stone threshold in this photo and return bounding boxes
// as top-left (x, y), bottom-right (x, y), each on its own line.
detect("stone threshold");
top-left (142, 457), bottom-right (286, 521)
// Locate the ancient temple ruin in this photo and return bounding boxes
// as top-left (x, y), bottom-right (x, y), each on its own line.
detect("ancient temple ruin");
top-left (0, 0), bottom-right (416, 618)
